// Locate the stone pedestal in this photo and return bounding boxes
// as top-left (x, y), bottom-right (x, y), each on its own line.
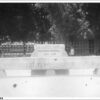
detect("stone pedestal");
top-left (0, 70), bottom-right (6, 78)
top-left (31, 44), bottom-right (68, 70)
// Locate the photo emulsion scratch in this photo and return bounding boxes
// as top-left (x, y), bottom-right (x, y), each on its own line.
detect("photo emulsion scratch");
top-left (0, 3), bottom-right (100, 99)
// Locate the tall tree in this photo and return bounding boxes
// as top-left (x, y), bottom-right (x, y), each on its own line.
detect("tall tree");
top-left (0, 3), bottom-right (51, 42)
top-left (83, 3), bottom-right (100, 39)
top-left (35, 3), bottom-right (93, 43)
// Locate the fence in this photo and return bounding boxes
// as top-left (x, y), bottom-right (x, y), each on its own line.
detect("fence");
top-left (66, 40), bottom-right (100, 56)
top-left (0, 40), bottom-right (100, 57)
top-left (0, 44), bottom-right (34, 57)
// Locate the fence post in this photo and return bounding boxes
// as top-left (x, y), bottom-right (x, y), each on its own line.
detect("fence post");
top-left (23, 42), bottom-right (26, 56)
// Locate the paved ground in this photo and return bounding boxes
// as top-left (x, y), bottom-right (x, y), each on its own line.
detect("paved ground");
top-left (0, 75), bottom-right (100, 97)
top-left (0, 56), bottom-right (100, 97)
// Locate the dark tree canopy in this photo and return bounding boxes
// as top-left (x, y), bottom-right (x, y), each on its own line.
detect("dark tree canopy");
top-left (0, 3), bottom-right (100, 43)
top-left (0, 3), bottom-right (51, 42)
top-left (83, 3), bottom-right (100, 39)
top-left (35, 3), bottom-right (94, 43)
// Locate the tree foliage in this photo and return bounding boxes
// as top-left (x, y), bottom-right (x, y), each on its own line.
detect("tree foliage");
top-left (35, 3), bottom-right (93, 43)
top-left (0, 3), bottom-right (51, 42)
top-left (0, 3), bottom-right (99, 43)
top-left (83, 3), bottom-right (100, 39)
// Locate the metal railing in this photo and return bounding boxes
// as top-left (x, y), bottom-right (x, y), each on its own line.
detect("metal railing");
top-left (0, 44), bottom-right (34, 57)
top-left (0, 40), bottom-right (100, 57)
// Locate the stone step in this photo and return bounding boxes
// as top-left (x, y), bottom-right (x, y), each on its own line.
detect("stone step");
top-left (5, 70), bottom-right (31, 77)
top-left (0, 68), bottom-right (99, 77)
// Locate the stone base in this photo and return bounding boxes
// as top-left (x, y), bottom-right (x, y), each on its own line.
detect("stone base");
top-left (93, 68), bottom-right (100, 76)
top-left (0, 70), bottom-right (6, 78)
top-left (31, 70), bottom-right (46, 76)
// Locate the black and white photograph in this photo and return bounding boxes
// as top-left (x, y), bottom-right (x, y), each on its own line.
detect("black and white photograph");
top-left (0, 1), bottom-right (100, 99)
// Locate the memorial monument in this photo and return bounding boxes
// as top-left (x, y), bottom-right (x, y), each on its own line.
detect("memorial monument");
top-left (31, 43), bottom-right (68, 75)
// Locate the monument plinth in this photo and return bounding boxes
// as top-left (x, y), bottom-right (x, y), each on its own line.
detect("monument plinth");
top-left (31, 44), bottom-right (68, 69)
top-left (31, 44), bottom-right (68, 57)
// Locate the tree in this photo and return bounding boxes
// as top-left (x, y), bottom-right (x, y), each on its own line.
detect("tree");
top-left (83, 3), bottom-right (100, 39)
top-left (0, 3), bottom-right (51, 43)
top-left (29, 4), bottom-right (51, 42)
top-left (35, 3), bottom-right (93, 43)
top-left (0, 3), bottom-right (95, 44)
